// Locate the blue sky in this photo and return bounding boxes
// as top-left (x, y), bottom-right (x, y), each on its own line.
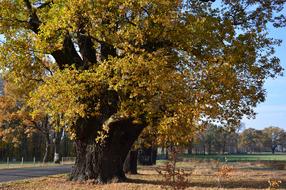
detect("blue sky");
top-left (208, 1), bottom-right (286, 130)
top-left (242, 24), bottom-right (286, 130)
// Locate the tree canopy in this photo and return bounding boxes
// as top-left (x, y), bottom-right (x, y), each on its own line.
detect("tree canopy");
top-left (0, 0), bottom-right (285, 183)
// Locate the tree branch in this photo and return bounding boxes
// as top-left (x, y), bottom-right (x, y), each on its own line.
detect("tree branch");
top-left (23, 0), bottom-right (41, 33)
top-left (51, 36), bottom-right (84, 69)
top-left (77, 33), bottom-right (97, 67)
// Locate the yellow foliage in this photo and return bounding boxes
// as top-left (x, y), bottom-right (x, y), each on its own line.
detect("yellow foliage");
top-left (0, 0), bottom-right (284, 144)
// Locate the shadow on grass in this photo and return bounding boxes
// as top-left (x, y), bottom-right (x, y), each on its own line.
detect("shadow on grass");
top-left (127, 175), bottom-right (285, 189)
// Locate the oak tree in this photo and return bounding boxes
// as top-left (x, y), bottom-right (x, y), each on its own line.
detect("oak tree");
top-left (0, 0), bottom-right (285, 183)
top-left (238, 128), bottom-right (263, 153)
top-left (0, 81), bottom-right (53, 162)
top-left (262, 126), bottom-right (285, 154)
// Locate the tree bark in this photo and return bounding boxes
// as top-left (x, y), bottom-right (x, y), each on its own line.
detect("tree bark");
top-left (41, 116), bottom-right (51, 163)
top-left (69, 116), bottom-right (144, 183)
top-left (42, 143), bottom-right (49, 163)
top-left (123, 150), bottom-right (138, 174)
top-left (53, 129), bottom-right (63, 164)
top-left (42, 132), bottom-right (51, 163)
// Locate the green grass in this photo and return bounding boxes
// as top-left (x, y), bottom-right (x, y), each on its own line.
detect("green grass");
top-left (179, 153), bottom-right (286, 162)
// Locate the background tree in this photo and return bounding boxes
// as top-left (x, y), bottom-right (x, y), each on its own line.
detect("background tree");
top-left (261, 127), bottom-right (285, 154)
top-left (0, 81), bottom-right (54, 163)
top-left (190, 124), bottom-right (239, 154)
top-left (280, 131), bottom-right (286, 152)
top-left (0, 0), bottom-right (285, 183)
top-left (238, 128), bottom-right (264, 153)
top-left (203, 125), bottom-right (219, 154)
top-left (0, 76), bottom-right (65, 163)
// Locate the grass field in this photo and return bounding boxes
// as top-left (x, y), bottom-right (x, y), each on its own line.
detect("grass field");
top-left (0, 160), bottom-right (285, 190)
top-left (179, 153), bottom-right (286, 162)
top-left (1, 153), bottom-right (285, 170)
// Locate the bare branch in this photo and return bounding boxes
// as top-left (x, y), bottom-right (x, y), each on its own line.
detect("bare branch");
top-left (23, 0), bottom-right (41, 33)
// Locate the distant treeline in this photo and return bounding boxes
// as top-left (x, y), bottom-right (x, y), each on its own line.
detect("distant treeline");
top-left (188, 126), bottom-right (286, 154)
top-left (1, 125), bottom-right (285, 162)
top-left (0, 131), bottom-right (75, 162)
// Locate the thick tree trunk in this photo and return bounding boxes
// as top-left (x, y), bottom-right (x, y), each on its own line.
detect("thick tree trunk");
top-left (123, 150), bottom-right (138, 174)
top-left (70, 117), bottom-right (144, 183)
